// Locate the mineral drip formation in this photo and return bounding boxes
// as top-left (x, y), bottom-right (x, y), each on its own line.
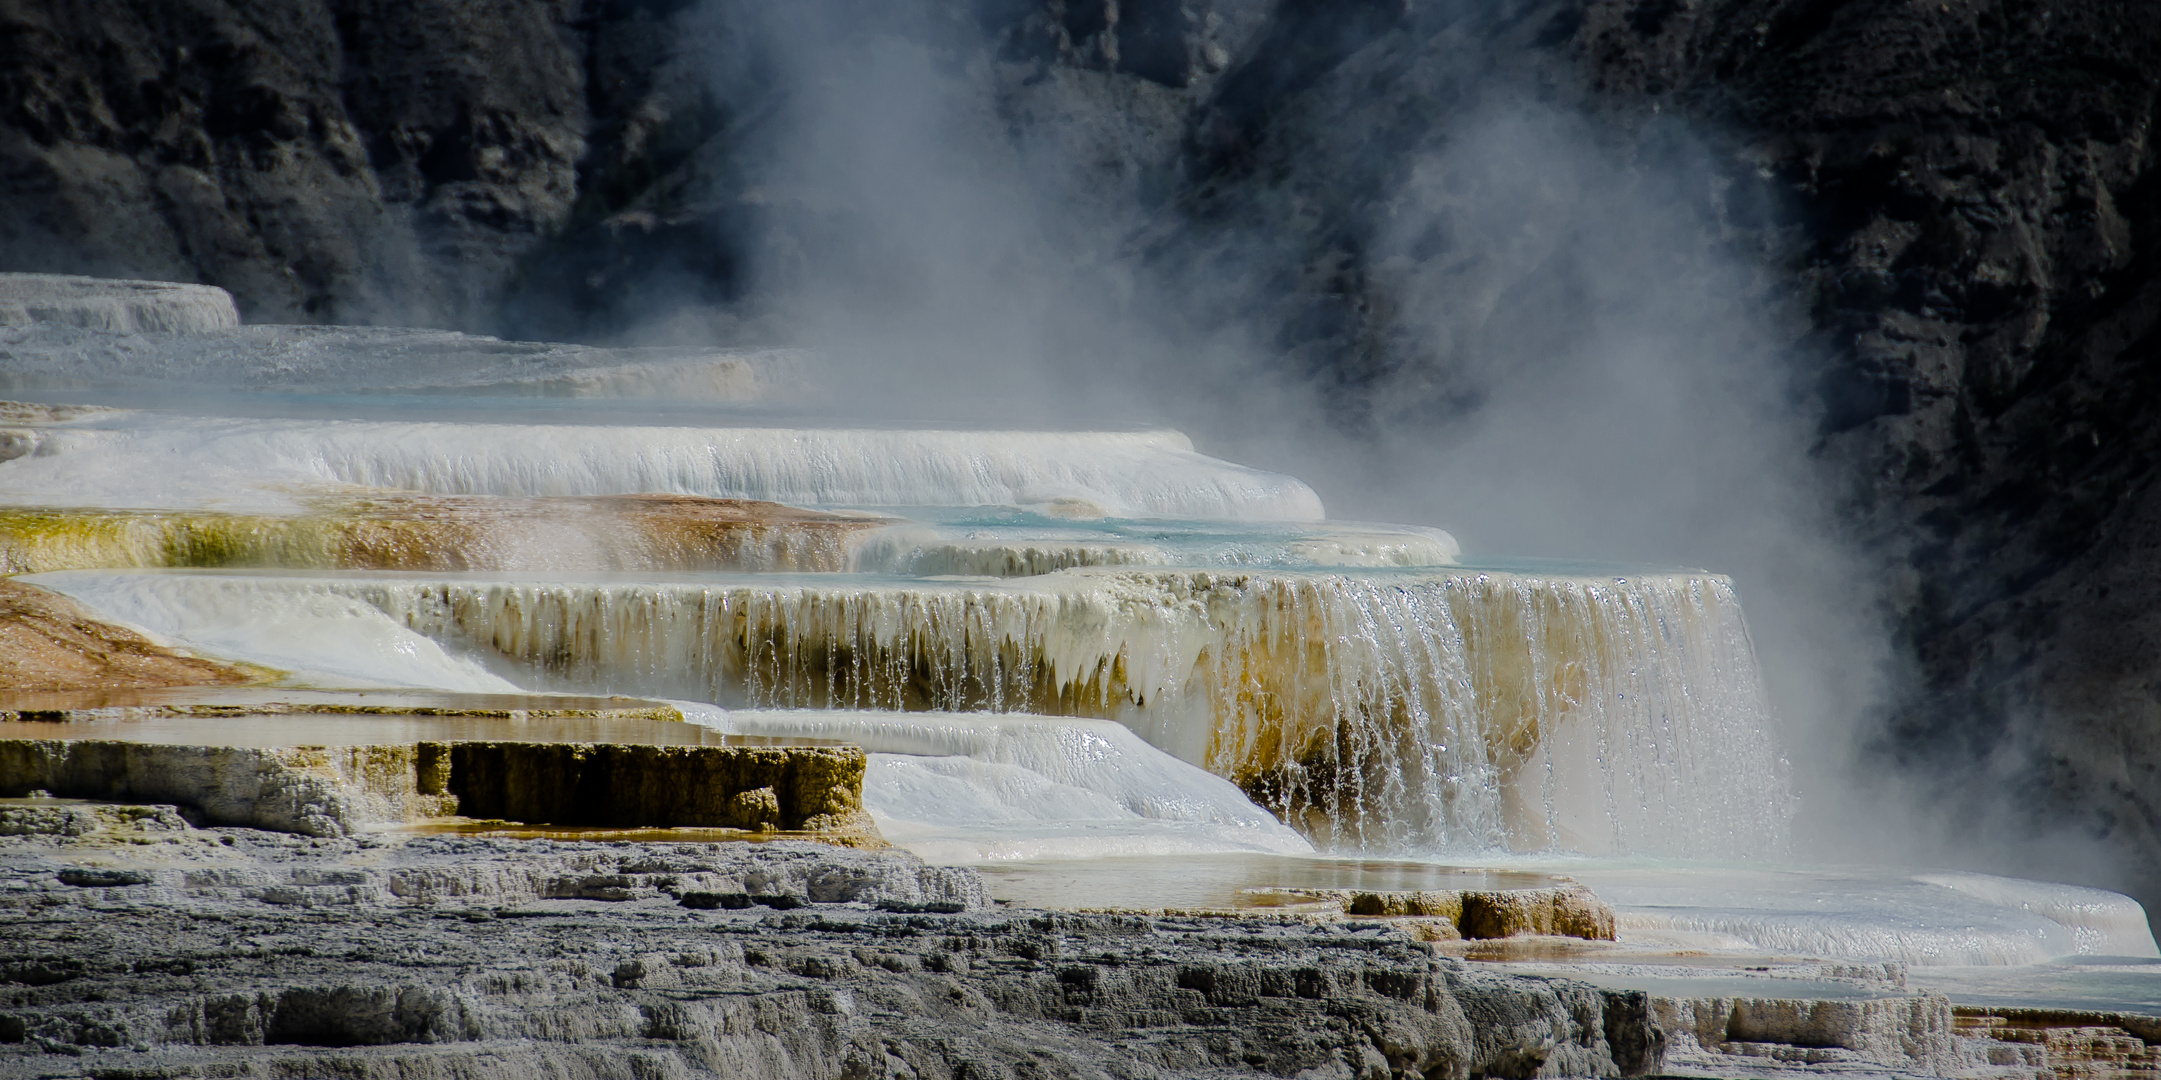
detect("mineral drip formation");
top-left (33, 565), bottom-right (1792, 858)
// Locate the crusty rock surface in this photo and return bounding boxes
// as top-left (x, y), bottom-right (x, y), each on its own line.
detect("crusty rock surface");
top-left (0, 808), bottom-right (1662, 1080)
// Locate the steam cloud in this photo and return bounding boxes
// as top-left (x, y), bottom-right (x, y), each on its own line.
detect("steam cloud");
top-left (559, 1), bottom-right (1919, 864)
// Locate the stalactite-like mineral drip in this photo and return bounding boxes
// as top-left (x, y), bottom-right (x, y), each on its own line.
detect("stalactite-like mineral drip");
top-left (31, 565), bottom-right (1791, 858)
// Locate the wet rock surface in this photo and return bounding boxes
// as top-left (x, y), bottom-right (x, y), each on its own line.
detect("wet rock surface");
top-left (0, 814), bottom-right (1660, 1080)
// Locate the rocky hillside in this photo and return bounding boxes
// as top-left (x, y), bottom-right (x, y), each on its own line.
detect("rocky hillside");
top-left (5, 0), bottom-right (2160, 910)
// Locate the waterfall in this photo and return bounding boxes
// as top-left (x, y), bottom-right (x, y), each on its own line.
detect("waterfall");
top-left (32, 564), bottom-right (1793, 858)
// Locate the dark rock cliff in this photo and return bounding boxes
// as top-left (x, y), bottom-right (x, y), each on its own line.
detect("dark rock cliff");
top-left (0, 0), bottom-right (590, 325)
top-left (1578, 0), bottom-right (2161, 906)
top-left (5, 0), bottom-right (2161, 911)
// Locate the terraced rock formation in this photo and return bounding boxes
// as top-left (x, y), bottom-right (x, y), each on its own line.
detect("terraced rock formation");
top-left (0, 274), bottom-right (237, 333)
top-left (4, 0), bottom-right (2160, 930)
top-left (0, 737), bottom-right (872, 838)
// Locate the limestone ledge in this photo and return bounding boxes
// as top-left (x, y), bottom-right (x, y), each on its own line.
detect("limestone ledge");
top-left (0, 738), bottom-right (871, 839)
top-left (0, 273), bottom-right (240, 334)
top-left (1656, 992), bottom-right (1956, 1073)
top-left (1950, 1011), bottom-right (2161, 1077)
top-left (1650, 995), bottom-right (2161, 1078)
top-left (1249, 885), bottom-right (1617, 943)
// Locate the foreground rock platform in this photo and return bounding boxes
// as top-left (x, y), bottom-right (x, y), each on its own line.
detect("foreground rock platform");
top-left (5, 804), bottom-right (2157, 1078)
top-left (0, 810), bottom-right (1661, 1080)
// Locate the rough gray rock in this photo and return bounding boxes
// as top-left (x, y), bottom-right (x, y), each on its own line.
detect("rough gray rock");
top-left (0, 803), bottom-right (983, 910)
top-left (0, 812), bottom-right (1662, 1079)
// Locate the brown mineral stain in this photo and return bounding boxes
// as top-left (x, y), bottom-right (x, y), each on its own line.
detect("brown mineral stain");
top-left (0, 578), bottom-right (260, 691)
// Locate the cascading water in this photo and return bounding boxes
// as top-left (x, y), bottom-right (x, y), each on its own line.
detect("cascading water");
top-left (0, 411), bottom-right (1322, 518)
top-left (28, 561), bottom-right (1792, 859)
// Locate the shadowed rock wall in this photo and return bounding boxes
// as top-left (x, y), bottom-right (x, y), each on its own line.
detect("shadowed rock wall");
top-left (0, 0), bottom-right (591, 325)
top-left (1591, 0), bottom-right (2161, 906)
top-left (1151, 0), bottom-right (2161, 905)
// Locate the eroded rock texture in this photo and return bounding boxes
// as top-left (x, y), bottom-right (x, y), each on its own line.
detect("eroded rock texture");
top-left (0, 821), bottom-right (1659, 1079)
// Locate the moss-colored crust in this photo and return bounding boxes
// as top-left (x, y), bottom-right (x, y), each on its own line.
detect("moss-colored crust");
top-left (0, 496), bottom-right (887, 575)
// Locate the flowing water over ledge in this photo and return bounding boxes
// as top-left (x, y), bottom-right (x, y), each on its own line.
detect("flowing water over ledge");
top-left (25, 564), bottom-right (1791, 860)
top-left (0, 410), bottom-right (1323, 519)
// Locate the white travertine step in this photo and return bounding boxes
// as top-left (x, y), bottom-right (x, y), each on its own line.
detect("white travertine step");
top-left (0, 412), bottom-right (1324, 519)
top-left (0, 273), bottom-right (239, 333)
